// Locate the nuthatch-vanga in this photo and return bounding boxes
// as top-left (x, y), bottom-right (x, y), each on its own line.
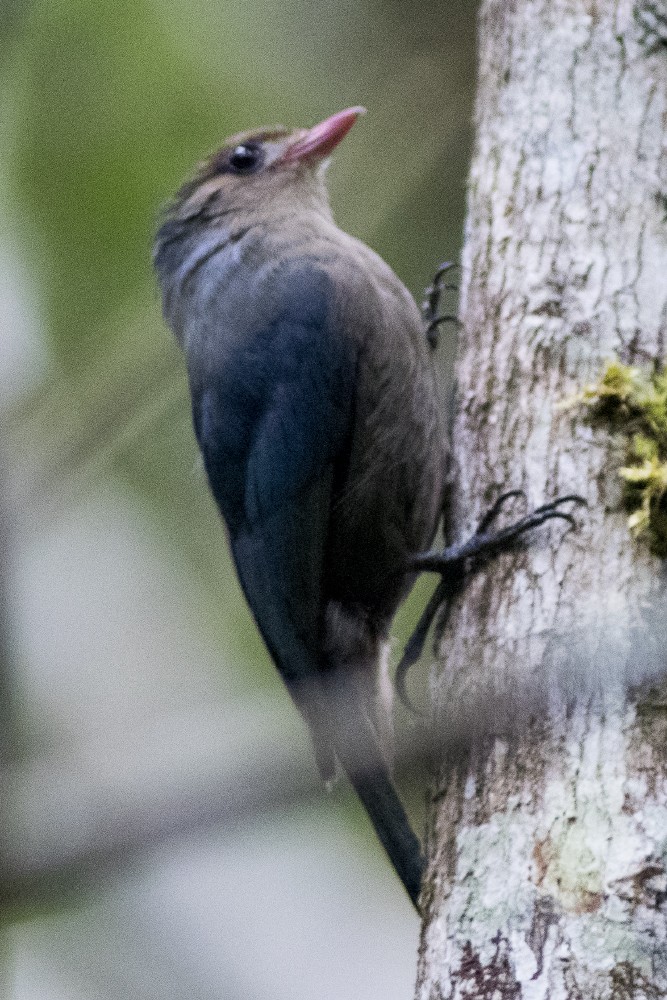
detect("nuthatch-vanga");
top-left (154, 107), bottom-right (580, 910)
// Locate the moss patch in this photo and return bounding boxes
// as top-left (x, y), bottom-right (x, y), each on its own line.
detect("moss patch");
top-left (567, 360), bottom-right (667, 557)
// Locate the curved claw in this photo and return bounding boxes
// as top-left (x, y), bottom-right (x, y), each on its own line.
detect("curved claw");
top-left (477, 488), bottom-right (527, 530)
top-left (496, 488), bottom-right (528, 504)
top-left (395, 579), bottom-right (449, 714)
top-left (426, 314), bottom-right (459, 331)
top-left (532, 494), bottom-right (587, 515)
top-left (481, 504), bottom-right (580, 547)
top-left (425, 314), bottom-right (460, 348)
top-left (532, 509), bottom-right (578, 530)
top-left (433, 261), bottom-right (460, 281)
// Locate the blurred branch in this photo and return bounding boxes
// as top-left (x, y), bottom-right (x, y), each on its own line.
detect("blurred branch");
top-left (0, 692), bottom-right (432, 916)
top-left (4, 306), bottom-right (187, 522)
top-left (0, 699), bottom-right (312, 913)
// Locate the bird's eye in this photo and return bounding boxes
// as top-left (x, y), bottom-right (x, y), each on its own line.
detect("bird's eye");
top-left (228, 144), bottom-right (263, 173)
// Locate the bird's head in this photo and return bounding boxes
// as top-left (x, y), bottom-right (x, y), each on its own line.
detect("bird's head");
top-left (165, 106), bottom-right (365, 228)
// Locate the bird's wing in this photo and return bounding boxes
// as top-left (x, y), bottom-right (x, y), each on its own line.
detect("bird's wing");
top-left (192, 265), bottom-right (357, 775)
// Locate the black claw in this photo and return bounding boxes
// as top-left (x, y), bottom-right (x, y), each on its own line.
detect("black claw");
top-left (531, 494), bottom-right (587, 515)
top-left (486, 508), bottom-right (575, 545)
top-left (433, 261), bottom-right (460, 281)
top-left (395, 579), bottom-right (449, 712)
top-left (476, 489), bottom-right (526, 533)
top-left (425, 314), bottom-right (460, 349)
top-left (426, 314), bottom-right (459, 330)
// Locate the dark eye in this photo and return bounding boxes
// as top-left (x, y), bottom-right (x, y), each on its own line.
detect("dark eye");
top-left (228, 143), bottom-right (263, 173)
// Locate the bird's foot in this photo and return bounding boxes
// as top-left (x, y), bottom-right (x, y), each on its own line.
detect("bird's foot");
top-left (410, 491), bottom-right (585, 575)
top-left (422, 261), bottom-right (460, 349)
top-left (395, 492), bottom-right (585, 709)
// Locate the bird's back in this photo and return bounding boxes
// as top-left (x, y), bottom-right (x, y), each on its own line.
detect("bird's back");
top-left (307, 226), bottom-right (446, 624)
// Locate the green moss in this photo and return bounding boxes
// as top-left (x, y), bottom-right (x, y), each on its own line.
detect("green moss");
top-left (569, 360), bottom-right (667, 557)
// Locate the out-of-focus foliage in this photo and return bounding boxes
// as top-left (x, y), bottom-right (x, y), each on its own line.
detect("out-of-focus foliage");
top-left (9, 0), bottom-right (475, 358)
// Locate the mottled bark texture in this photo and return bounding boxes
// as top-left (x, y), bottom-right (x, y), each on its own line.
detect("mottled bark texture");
top-left (417, 2), bottom-right (667, 997)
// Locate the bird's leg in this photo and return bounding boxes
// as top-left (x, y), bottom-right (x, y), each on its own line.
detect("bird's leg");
top-left (422, 261), bottom-right (460, 349)
top-left (395, 492), bottom-right (585, 708)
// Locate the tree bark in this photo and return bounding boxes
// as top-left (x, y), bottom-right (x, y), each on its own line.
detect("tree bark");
top-left (417, 2), bottom-right (667, 997)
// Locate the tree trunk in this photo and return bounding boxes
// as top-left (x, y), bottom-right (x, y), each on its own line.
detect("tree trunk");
top-left (416, 2), bottom-right (667, 997)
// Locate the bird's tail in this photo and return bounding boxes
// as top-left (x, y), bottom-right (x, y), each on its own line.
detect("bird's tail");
top-left (320, 603), bottom-right (425, 909)
top-left (278, 647), bottom-right (425, 907)
top-left (334, 699), bottom-right (425, 910)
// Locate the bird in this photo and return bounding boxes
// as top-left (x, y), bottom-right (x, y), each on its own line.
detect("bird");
top-left (153, 107), bottom-right (580, 911)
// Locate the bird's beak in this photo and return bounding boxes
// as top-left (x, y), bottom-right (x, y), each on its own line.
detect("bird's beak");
top-left (280, 106), bottom-right (366, 164)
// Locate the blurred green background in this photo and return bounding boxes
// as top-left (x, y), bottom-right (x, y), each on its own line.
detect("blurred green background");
top-left (0, 0), bottom-right (477, 996)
